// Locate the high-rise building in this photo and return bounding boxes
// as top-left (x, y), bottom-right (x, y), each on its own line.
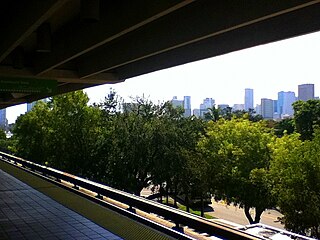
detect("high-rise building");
top-left (199, 98), bottom-right (215, 118)
top-left (218, 104), bottom-right (229, 110)
top-left (200, 98), bottom-right (215, 109)
top-left (183, 96), bottom-right (191, 117)
top-left (244, 88), bottom-right (254, 111)
top-left (0, 109), bottom-right (7, 130)
top-left (273, 100), bottom-right (278, 114)
top-left (232, 104), bottom-right (245, 111)
top-left (171, 96), bottom-right (184, 108)
top-left (261, 98), bottom-right (274, 119)
top-left (298, 84), bottom-right (314, 101)
top-left (277, 91), bottom-right (296, 117)
top-left (193, 109), bottom-right (200, 118)
top-left (255, 104), bottom-right (261, 115)
top-left (171, 96), bottom-right (192, 117)
top-left (27, 102), bottom-right (37, 112)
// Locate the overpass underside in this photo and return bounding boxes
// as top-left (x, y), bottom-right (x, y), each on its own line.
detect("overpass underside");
top-left (0, 0), bottom-right (320, 108)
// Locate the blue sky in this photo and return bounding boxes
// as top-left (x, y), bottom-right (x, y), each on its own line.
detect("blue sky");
top-left (6, 31), bottom-right (320, 123)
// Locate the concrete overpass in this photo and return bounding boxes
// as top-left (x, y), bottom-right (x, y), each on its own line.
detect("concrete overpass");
top-left (1, 0), bottom-right (320, 108)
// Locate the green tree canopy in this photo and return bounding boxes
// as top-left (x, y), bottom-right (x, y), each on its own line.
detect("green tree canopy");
top-left (270, 132), bottom-right (320, 238)
top-left (13, 101), bottom-right (51, 163)
top-left (274, 118), bottom-right (295, 137)
top-left (293, 99), bottom-right (320, 140)
top-left (198, 118), bottom-right (274, 224)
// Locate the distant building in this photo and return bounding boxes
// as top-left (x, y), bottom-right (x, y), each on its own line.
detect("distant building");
top-left (27, 98), bottom-right (49, 112)
top-left (0, 109), bottom-right (7, 130)
top-left (261, 98), bottom-right (274, 119)
top-left (199, 98), bottom-right (215, 118)
top-left (277, 91), bottom-right (296, 118)
top-left (298, 84), bottom-right (314, 101)
top-left (255, 104), bottom-right (261, 115)
top-left (193, 109), bottom-right (200, 118)
top-left (27, 102), bottom-right (37, 112)
top-left (171, 96), bottom-right (192, 117)
top-left (218, 104), bottom-right (229, 110)
top-left (245, 88), bottom-right (254, 111)
top-left (200, 98), bottom-right (215, 109)
top-left (273, 100), bottom-right (278, 114)
top-left (233, 104), bottom-right (245, 111)
top-left (183, 96), bottom-right (191, 117)
top-left (171, 96), bottom-right (184, 108)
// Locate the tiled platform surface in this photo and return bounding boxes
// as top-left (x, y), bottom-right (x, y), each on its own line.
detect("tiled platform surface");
top-left (0, 169), bottom-right (123, 240)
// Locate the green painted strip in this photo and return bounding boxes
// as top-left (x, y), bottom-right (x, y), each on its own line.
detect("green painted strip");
top-left (0, 160), bottom-right (174, 240)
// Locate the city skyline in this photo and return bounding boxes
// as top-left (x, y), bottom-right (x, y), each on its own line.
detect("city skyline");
top-left (4, 31), bottom-right (320, 123)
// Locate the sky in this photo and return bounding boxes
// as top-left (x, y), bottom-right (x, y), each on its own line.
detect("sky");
top-left (6, 31), bottom-right (320, 123)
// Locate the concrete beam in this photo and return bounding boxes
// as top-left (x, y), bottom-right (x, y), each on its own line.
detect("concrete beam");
top-left (76, 0), bottom-right (320, 78)
top-left (114, 2), bottom-right (320, 80)
top-left (0, 66), bottom-right (120, 84)
top-left (0, 0), bottom-right (67, 63)
top-left (34, 0), bottom-right (195, 75)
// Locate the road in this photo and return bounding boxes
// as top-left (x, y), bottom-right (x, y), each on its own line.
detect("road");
top-left (207, 200), bottom-right (284, 229)
top-left (141, 188), bottom-right (284, 229)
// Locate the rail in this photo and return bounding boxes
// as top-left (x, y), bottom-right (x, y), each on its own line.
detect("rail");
top-left (0, 151), bottom-right (263, 240)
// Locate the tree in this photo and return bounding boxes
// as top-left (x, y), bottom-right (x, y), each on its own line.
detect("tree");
top-left (48, 91), bottom-right (101, 176)
top-left (198, 118), bottom-right (274, 224)
top-left (13, 101), bottom-right (51, 164)
top-left (293, 99), bottom-right (320, 140)
top-left (274, 118), bottom-right (295, 137)
top-left (270, 132), bottom-right (320, 238)
top-left (97, 97), bottom-right (178, 195)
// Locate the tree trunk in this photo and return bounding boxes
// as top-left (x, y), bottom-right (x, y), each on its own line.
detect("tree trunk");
top-left (134, 186), bottom-right (143, 196)
top-left (166, 184), bottom-right (169, 204)
top-left (185, 193), bottom-right (190, 213)
top-left (200, 196), bottom-right (204, 217)
top-left (174, 185), bottom-right (178, 208)
top-left (244, 205), bottom-right (254, 224)
top-left (254, 207), bottom-right (264, 224)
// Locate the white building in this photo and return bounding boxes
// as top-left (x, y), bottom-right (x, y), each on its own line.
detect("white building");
top-left (255, 104), bottom-right (261, 115)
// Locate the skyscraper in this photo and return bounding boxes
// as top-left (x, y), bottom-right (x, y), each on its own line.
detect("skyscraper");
top-left (277, 91), bottom-right (296, 117)
top-left (233, 104), bottom-right (245, 111)
top-left (171, 96), bottom-right (192, 117)
top-left (273, 100), bottom-right (278, 114)
top-left (27, 102), bottom-right (37, 112)
top-left (261, 98), bottom-right (274, 119)
top-left (199, 98), bottom-right (215, 118)
top-left (298, 84), bottom-right (314, 101)
top-left (183, 96), bottom-right (191, 117)
top-left (0, 109), bottom-right (7, 130)
top-left (245, 88), bottom-right (254, 111)
top-left (171, 96), bottom-right (184, 108)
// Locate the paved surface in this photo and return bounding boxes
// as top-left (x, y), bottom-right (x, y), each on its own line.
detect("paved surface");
top-left (208, 200), bottom-right (284, 229)
top-left (0, 169), bottom-right (123, 240)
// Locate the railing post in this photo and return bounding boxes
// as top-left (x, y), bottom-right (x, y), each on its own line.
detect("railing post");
top-left (127, 206), bottom-right (136, 213)
top-left (173, 222), bottom-right (184, 233)
top-left (96, 193), bottom-right (103, 199)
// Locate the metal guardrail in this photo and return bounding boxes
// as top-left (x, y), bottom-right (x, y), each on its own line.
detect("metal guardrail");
top-left (0, 151), bottom-right (263, 240)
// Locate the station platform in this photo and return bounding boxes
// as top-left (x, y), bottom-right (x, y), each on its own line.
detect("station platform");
top-left (0, 160), bottom-right (174, 240)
